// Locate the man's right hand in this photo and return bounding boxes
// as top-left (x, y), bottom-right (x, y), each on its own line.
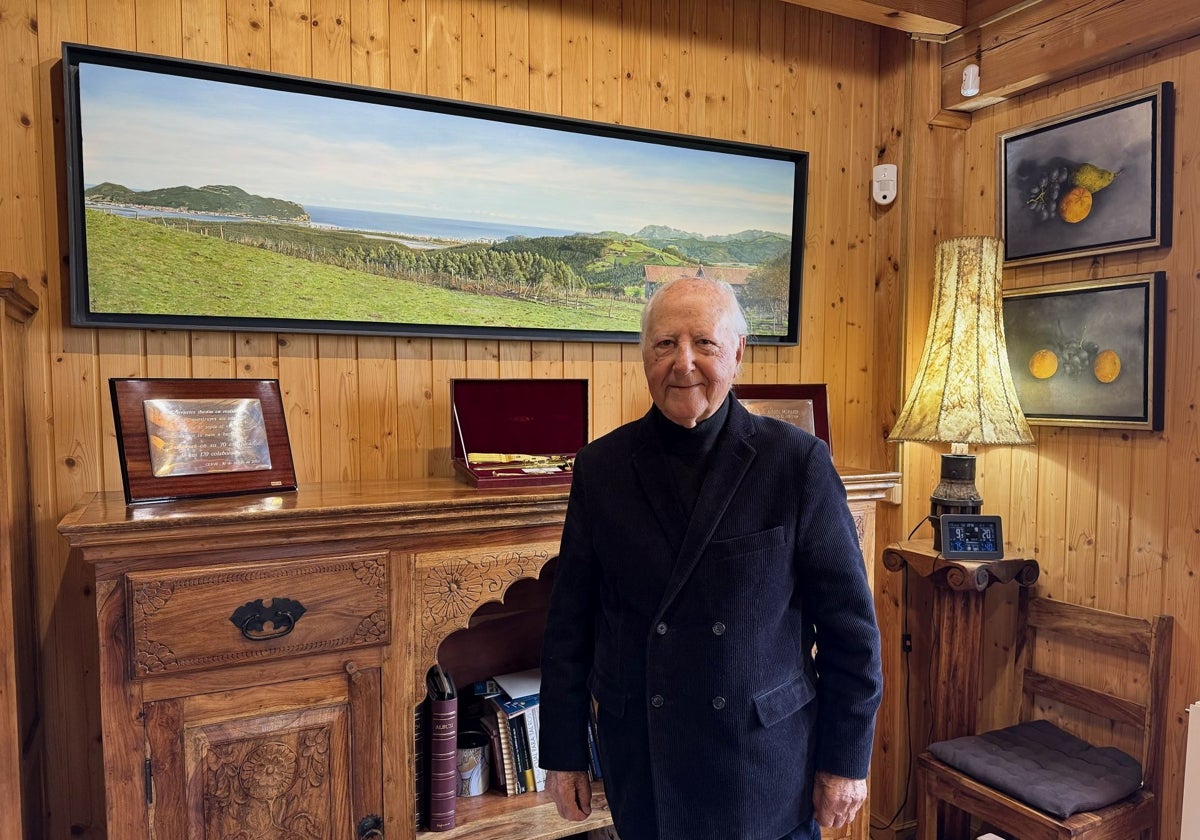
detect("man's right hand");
top-left (546, 769), bottom-right (593, 821)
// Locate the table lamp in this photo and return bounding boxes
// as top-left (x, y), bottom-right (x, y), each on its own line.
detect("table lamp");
top-left (888, 235), bottom-right (1034, 549)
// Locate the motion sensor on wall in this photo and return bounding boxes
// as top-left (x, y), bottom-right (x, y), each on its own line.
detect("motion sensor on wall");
top-left (872, 164), bottom-right (897, 206)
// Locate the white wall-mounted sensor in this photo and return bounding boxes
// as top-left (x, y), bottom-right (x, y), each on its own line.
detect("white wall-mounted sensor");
top-left (872, 163), bottom-right (897, 206)
top-left (962, 63), bottom-right (981, 97)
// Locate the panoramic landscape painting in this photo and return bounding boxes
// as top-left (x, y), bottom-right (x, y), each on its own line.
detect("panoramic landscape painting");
top-left (65, 47), bottom-right (805, 343)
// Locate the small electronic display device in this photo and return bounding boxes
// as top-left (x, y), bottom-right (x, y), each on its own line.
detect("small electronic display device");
top-left (939, 514), bottom-right (1004, 561)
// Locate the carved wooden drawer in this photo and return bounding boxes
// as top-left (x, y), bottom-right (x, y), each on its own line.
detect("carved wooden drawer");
top-left (124, 551), bottom-right (390, 679)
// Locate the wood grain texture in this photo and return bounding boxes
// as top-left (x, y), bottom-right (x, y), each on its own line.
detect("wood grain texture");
top-left (3, 1), bottom-right (1199, 838)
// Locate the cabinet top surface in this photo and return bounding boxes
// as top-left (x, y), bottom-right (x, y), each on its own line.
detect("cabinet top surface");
top-left (58, 477), bottom-right (564, 532)
top-left (58, 468), bottom-right (899, 547)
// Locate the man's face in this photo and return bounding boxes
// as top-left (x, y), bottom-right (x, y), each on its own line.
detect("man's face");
top-left (642, 281), bottom-right (746, 428)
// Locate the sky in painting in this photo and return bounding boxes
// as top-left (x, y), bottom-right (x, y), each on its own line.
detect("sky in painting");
top-left (78, 63), bottom-right (798, 237)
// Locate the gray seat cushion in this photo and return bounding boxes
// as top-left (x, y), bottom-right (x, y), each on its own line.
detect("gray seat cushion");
top-left (927, 718), bottom-right (1143, 819)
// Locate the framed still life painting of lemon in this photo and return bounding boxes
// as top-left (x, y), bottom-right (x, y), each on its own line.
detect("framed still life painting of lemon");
top-left (1001, 273), bottom-right (1165, 431)
top-left (998, 84), bottom-right (1172, 266)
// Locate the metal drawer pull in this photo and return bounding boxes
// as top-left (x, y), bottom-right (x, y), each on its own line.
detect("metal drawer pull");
top-left (229, 597), bottom-right (307, 641)
top-left (357, 814), bottom-right (384, 838)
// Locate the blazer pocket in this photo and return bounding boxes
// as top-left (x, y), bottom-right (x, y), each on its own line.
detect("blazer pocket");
top-left (589, 672), bottom-right (628, 720)
top-left (753, 672), bottom-right (815, 728)
top-left (708, 525), bottom-right (786, 560)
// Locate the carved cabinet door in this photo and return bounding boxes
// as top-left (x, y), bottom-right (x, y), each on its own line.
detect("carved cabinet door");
top-left (143, 667), bottom-right (384, 839)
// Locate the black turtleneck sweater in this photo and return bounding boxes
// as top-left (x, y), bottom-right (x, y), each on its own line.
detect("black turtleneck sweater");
top-left (649, 395), bottom-right (731, 517)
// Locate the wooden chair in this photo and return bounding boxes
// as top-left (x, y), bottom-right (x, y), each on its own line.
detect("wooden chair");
top-left (917, 592), bottom-right (1173, 840)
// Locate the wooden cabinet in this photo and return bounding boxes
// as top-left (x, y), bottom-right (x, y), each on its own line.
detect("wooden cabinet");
top-left (0, 272), bottom-right (39, 840)
top-left (59, 470), bottom-right (896, 840)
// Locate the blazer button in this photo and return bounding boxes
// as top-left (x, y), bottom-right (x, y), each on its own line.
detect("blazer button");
top-left (656, 622), bottom-right (668, 635)
top-left (711, 621), bottom-right (726, 635)
top-left (711, 696), bottom-right (726, 710)
top-left (651, 694), bottom-right (665, 708)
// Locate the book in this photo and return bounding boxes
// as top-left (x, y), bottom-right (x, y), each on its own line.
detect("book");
top-left (523, 703), bottom-right (547, 791)
top-left (414, 700), bottom-right (429, 828)
top-left (492, 667), bottom-right (541, 702)
top-left (426, 664), bottom-right (458, 831)
top-left (508, 714), bottom-right (534, 794)
top-left (478, 711), bottom-right (508, 793)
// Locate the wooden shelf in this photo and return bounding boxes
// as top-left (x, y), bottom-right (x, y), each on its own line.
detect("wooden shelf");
top-left (417, 786), bottom-right (613, 840)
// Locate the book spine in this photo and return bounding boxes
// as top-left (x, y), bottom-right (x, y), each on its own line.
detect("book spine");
top-left (415, 700), bottom-right (429, 828)
top-left (523, 704), bottom-right (547, 792)
top-left (508, 715), bottom-right (531, 794)
top-left (479, 713), bottom-right (506, 793)
top-left (428, 693), bottom-right (458, 830)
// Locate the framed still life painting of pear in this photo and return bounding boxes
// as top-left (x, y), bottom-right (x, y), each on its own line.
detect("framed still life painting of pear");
top-left (998, 83), bottom-right (1173, 266)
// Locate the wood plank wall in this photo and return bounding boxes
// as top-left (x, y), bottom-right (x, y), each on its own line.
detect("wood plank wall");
top-left (1, 1), bottom-right (897, 836)
top-left (874, 31), bottom-right (1200, 840)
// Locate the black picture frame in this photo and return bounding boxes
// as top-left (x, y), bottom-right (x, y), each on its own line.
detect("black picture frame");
top-left (110, 377), bottom-right (297, 504)
top-left (62, 43), bottom-right (807, 345)
top-left (998, 83), bottom-right (1173, 266)
top-left (1002, 273), bottom-right (1165, 431)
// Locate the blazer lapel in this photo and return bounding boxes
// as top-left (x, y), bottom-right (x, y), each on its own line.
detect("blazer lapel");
top-left (655, 402), bottom-right (757, 614)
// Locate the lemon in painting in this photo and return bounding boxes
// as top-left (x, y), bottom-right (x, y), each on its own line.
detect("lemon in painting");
top-left (1029, 349), bottom-right (1059, 379)
top-left (1058, 186), bottom-right (1093, 223)
top-left (1094, 349), bottom-right (1121, 383)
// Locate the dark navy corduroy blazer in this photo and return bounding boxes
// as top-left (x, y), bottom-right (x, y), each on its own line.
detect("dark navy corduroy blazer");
top-left (540, 397), bottom-right (883, 840)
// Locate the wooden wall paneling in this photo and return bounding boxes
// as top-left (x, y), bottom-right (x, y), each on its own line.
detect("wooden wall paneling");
top-left (181, 0), bottom-right (228, 60)
top-left (312, 0), bottom-right (353, 82)
top-left (620, 0), bottom-right (653, 130)
top-left (1157, 42), bottom-right (1200, 840)
top-left (649, 0), bottom-right (679, 131)
top-left (425, 0), bottom-right (463, 99)
top-left (562, 343), bottom-right (594, 440)
top-left (145, 331), bottom-right (191, 378)
top-left (528, 0), bottom-right (562, 115)
top-left (531, 341), bottom-right (565, 380)
top-left (465, 341), bottom-right (500, 381)
top-left (31, 0), bottom-right (108, 832)
top-left (318, 336), bottom-right (364, 482)
top-left (395, 338), bottom-right (434, 478)
top-left (866, 28), bottom-right (907, 837)
top-left (358, 338), bottom-right (402, 480)
top-left (462, 0), bottom-right (497, 103)
top-left (836, 19), bottom-right (877, 470)
top-left (875, 34), bottom-right (967, 836)
top-left (431, 338), bottom-right (466, 474)
top-left (757, 0), bottom-right (792, 386)
top-left (1092, 432), bottom-right (1133, 613)
top-left (188, 332), bottom-right (235, 379)
top-left (499, 342), bottom-right (534, 380)
top-left (235, 333), bottom-right (282, 380)
top-left (1063, 432), bottom-right (1101, 604)
top-left (819, 13), bottom-right (853, 457)
top-left (592, 0), bottom-right (621, 123)
top-left (135, 0), bottom-right (183, 54)
top-left (797, 6), bottom-right (831, 383)
top-left (228, 0), bottom-right (273, 69)
top-left (496, 0), bottom-right (529, 109)
top-left (559, 0), bottom-right (592, 122)
top-left (351, 0), bottom-right (392, 89)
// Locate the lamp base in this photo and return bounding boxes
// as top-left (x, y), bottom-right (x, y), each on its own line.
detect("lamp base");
top-left (929, 453), bottom-right (983, 550)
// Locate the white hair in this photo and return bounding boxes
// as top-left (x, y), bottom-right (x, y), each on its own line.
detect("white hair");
top-left (639, 277), bottom-right (749, 346)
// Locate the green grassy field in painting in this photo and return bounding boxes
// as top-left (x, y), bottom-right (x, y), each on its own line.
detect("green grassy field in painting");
top-left (84, 211), bottom-right (646, 333)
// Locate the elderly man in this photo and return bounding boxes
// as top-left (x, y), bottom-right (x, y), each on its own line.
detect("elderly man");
top-left (538, 277), bottom-right (883, 840)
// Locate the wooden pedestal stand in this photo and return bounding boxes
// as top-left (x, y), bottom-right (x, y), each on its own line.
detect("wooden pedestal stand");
top-left (882, 539), bottom-right (1039, 840)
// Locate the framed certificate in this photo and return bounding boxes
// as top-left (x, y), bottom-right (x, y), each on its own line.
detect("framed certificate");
top-left (110, 377), bottom-right (297, 503)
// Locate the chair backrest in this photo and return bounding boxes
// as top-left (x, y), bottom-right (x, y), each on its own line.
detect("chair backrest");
top-left (1017, 592), bottom-right (1174, 795)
